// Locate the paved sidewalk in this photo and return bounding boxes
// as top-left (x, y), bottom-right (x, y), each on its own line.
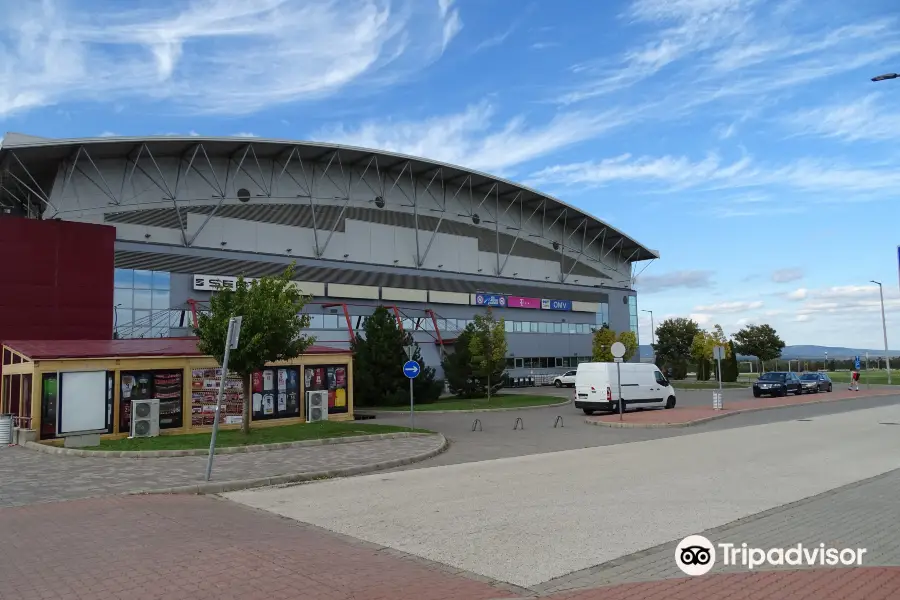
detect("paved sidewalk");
top-left (0, 434), bottom-right (444, 508)
top-left (537, 466), bottom-right (900, 593)
top-left (2, 494), bottom-right (899, 600)
top-left (589, 388), bottom-right (899, 426)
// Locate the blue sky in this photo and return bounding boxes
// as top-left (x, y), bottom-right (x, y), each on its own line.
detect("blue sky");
top-left (2, 0), bottom-right (899, 349)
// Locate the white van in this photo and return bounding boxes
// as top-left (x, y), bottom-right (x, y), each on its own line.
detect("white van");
top-left (574, 362), bottom-right (676, 415)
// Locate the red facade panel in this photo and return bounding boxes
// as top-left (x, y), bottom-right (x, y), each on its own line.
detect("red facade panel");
top-left (0, 217), bottom-right (115, 343)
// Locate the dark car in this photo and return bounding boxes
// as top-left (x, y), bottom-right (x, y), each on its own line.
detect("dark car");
top-left (753, 372), bottom-right (803, 397)
top-left (799, 372), bottom-right (833, 393)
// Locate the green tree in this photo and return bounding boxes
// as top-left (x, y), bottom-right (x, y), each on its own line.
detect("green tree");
top-left (733, 323), bottom-right (785, 372)
top-left (195, 264), bottom-right (314, 434)
top-left (468, 309), bottom-right (508, 401)
top-left (722, 340), bottom-right (740, 382)
top-left (654, 317), bottom-right (701, 378)
top-left (690, 331), bottom-right (713, 381)
top-left (442, 326), bottom-right (483, 398)
top-left (351, 306), bottom-right (439, 407)
top-left (617, 329), bottom-right (638, 361)
top-left (592, 324), bottom-right (617, 362)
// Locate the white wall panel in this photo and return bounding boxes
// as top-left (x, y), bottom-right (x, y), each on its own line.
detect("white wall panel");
top-left (295, 281), bottom-right (325, 297)
top-left (571, 301), bottom-right (599, 313)
top-left (428, 291), bottom-right (470, 305)
top-left (114, 222), bottom-right (185, 246)
top-left (382, 287), bottom-right (428, 302)
top-left (328, 283), bottom-right (379, 300)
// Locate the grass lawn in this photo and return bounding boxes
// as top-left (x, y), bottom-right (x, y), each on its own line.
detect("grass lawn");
top-left (85, 421), bottom-right (432, 452)
top-left (671, 381), bottom-right (750, 390)
top-left (824, 370), bottom-right (900, 385)
top-left (370, 394), bottom-right (567, 412)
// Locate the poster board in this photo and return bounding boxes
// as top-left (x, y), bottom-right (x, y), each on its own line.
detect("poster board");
top-left (58, 371), bottom-right (108, 434)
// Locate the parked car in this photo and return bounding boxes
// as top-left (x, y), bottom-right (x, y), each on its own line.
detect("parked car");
top-left (752, 372), bottom-right (803, 397)
top-left (799, 372), bottom-right (833, 393)
top-left (554, 370), bottom-right (577, 387)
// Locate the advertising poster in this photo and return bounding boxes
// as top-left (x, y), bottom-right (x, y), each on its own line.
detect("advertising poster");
top-left (191, 368), bottom-right (243, 426)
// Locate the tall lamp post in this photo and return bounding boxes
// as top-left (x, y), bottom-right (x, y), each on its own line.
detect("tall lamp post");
top-left (871, 280), bottom-right (892, 384)
top-left (642, 309), bottom-right (655, 345)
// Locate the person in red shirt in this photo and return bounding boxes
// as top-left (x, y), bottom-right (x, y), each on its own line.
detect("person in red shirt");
top-left (849, 370), bottom-right (860, 391)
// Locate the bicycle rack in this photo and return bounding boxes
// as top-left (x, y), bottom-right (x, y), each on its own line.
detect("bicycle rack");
top-left (513, 417), bottom-right (524, 430)
top-left (554, 415), bottom-right (564, 428)
top-left (471, 418), bottom-right (482, 432)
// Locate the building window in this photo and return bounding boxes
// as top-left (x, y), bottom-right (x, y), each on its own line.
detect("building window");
top-left (114, 268), bottom-right (171, 338)
top-left (628, 295), bottom-right (639, 336)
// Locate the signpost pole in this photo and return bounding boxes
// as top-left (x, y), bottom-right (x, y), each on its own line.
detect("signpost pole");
top-left (714, 346), bottom-right (725, 410)
top-left (403, 346), bottom-right (418, 431)
top-left (611, 342), bottom-right (626, 421)
top-left (205, 316), bottom-right (242, 482)
top-left (866, 352), bottom-right (870, 390)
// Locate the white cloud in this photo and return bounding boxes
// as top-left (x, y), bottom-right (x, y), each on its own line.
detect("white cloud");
top-left (98, 131), bottom-right (118, 137)
top-left (634, 269), bottom-right (714, 294)
top-left (786, 288), bottom-right (808, 301)
top-left (438, 0), bottom-right (463, 51)
top-left (314, 101), bottom-right (640, 173)
top-left (785, 93), bottom-right (900, 143)
top-left (694, 300), bottom-right (763, 313)
top-left (556, 0), bottom-right (900, 116)
top-left (232, 132), bottom-right (258, 137)
top-left (689, 313), bottom-right (713, 326)
top-left (526, 151), bottom-right (900, 200)
top-left (771, 268), bottom-right (804, 284)
top-left (0, 0), bottom-right (458, 118)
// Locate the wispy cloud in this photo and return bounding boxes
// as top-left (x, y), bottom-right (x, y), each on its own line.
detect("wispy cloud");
top-left (527, 151), bottom-right (900, 200)
top-left (556, 0), bottom-right (900, 115)
top-left (785, 93), bottom-right (900, 143)
top-left (0, 0), bottom-right (459, 118)
top-left (438, 0), bottom-right (463, 51)
top-left (232, 132), bottom-right (258, 138)
top-left (694, 300), bottom-right (764, 313)
top-left (634, 269), bottom-right (714, 294)
top-left (314, 101), bottom-right (641, 173)
top-left (771, 268), bottom-right (804, 284)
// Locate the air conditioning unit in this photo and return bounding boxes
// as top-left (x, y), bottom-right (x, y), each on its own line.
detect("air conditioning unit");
top-left (306, 391), bottom-right (329, 423)
top-left (131, 399), bottom-right (160, 438)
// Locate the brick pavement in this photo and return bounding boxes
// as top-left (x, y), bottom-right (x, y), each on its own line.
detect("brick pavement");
top-left (0, 434), bottom-right (444, 508)
top-left (589, 388), bottom-right (899, 426)
top-left (1, 494), bottom-right (899, 599)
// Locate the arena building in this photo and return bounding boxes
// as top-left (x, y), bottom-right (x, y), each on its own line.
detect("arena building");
top-left (0, 132), bottom-right (658, 378)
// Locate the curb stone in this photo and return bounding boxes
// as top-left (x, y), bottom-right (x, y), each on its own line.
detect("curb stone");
top-left (367, 399), bottom-right (572, 416)
top-left (22, 431), bottom-right (433, 458)
top-left (585, 391), bottom-right (898, 428)
top-left (126, 434), bottom-right (449, 496)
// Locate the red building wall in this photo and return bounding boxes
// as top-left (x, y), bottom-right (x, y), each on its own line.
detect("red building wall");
top-left (0, 217), bottom-right (115, 343)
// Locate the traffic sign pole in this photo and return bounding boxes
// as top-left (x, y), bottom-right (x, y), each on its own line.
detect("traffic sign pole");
top-left (403, 358), bottom-right (420, 431)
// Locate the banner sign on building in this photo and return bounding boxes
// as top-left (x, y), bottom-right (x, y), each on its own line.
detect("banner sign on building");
top-left (193, 274), bottom-right (255, 291)
top-left (508, 296), bottom-right (541, 309)
top-left (541, 299), bottom-right (572, 311)
top-left (473, 293), bottom-right (507, 307)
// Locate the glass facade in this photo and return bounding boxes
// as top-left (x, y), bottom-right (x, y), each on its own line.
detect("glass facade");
top-left (114, 269), bottom-right (171, 338)
top-left (595, 302), bottom-right (610, 330)
top-left (628, 295), bottom-right (638, 335)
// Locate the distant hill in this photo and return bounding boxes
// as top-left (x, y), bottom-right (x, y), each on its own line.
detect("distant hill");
top-left (639, 344), bottom-right (900, 360)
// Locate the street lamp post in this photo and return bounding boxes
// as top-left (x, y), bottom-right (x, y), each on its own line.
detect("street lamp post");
top-left (871, 280), bottom-right (892, 385)
top-left (642, 309), bottom-right (655, 345)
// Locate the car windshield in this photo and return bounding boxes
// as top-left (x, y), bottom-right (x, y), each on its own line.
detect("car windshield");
top-left (759, 373), bottom-right (786, 381)
top-left (800, 374), bottom-right (819, 380)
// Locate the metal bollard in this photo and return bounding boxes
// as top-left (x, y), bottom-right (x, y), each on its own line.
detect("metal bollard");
top-left (513, 417), bottom-right (524, 430)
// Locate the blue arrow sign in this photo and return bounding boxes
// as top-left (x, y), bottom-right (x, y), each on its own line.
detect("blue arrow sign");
top-left (854, 356), bottom-right (861, 370)
top-left (403, 360), bottom-right (421, 379)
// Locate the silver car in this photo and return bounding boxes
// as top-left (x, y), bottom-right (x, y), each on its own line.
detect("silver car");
top-left (799, 372), bottom-right (833, 393)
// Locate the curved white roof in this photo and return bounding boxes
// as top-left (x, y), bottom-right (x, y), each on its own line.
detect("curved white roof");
top-left (0, 132), bottom-right (658, 261)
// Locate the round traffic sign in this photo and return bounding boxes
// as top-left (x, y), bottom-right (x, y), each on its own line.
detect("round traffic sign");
top-left (403, 360), bottom-right (421, 379)
top-left (611, 341), bottom-right (626, 359)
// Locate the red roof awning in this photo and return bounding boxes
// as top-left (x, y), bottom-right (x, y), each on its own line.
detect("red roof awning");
top-left (3, 338), bottom-right (349, 361)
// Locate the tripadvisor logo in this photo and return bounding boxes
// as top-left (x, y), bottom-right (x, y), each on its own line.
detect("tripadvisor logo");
top-left (675, 535), bottom-right (867, 576)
